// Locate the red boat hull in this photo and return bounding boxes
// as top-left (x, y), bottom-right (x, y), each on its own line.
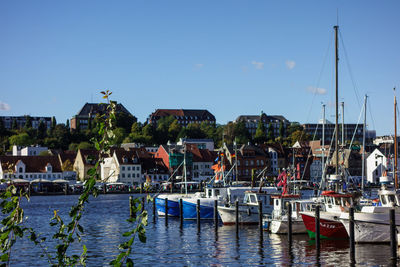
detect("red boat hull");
top-left (301, 213), bottom-right (348, 239)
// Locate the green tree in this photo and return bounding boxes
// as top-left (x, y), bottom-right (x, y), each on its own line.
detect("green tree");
top-left (77, 141), bottom-right (94, 150)
top-left (11, 119), bottom-right (17, 130)
top-left (112, 127), bottom-right (127, 145)
top-left (9, 133), bottom-right (33, 146)
top-left (233, 121), bottom-right (250, 144)
top-left (38, 150), bottom-right (51, 156)
top-left (116, 113), bottom-right (136, 133)
top-left (279, 121), bottom-right (285, 138)
top-left (37, 120), bottom-right (47, 140)
top-left (168, 120), bottom-right (182, 142)
top-left (254, 120), bottom-right (267, 144)
top-left (267, 123), bottom-right (275, 141)
top-left (66, 119), bottom-right (70, 130)
top-left (24, 116), bottom-right (32, 129)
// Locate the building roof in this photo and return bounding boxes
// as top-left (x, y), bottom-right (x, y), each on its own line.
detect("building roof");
top-left (75, 102), bottom-right (133, 117)
top-left (149, 109), bottom-right (215, 121)
top-left (0, 155), bottom-right (62, 173)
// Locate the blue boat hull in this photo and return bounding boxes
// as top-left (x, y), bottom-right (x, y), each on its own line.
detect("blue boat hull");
top-left (182, 200), bottom-right (215, 220)
top-left (155, 197), bottom-right (180, 217)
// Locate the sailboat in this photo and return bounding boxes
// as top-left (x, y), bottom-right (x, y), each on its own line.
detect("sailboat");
top-left (339, 89), bottom-right (400, 243)
top-left (299, 25), bottom-right (360, 239)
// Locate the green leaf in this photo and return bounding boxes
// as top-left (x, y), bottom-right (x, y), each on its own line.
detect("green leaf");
top-left (0, 253), bottom-right (9, 262)
top-left (126, 258), bottom-right (134, 267)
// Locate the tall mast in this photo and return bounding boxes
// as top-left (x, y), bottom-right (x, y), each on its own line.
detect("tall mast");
top-left (322, 104), bottom-right (326, 181)
top-left (361, 95), bottom-right (367, 193)
top-left (341, 101), bottom-right (345, 147)
top-left (395, 88), bottom-right (398, 189)
top-left (334, 25), bottom-right (339, 175)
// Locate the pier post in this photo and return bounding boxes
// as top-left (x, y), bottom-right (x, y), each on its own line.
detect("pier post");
top-left (64, 183), bottom-right (68, 195)
top-left (179, 198), bottom-right (183, 227)
top-left (235, 200), bottom-right (239, 237)
top-left (349, 207), bottom-right (355, 264)
top-left (315, 205), bottom-right (320, 251)
top-left (103, 183), bottom-right (106, 194)
top-left (165, 198), bottom-right (168, 226)
top-left (288, 202), bottom-right (292, 246)
top-left (197, 199), bottom-right (201, 232)
top-left (153, 197), bottom-right (156, 223)
top-left (258, 201), bottom-right (263, 241)
top-left (140, 183), bottom-right (143, 194)
top-left (390, 208), bottom-right (397, 261)
top-left (141, 197), bottom-right (145, 212)
top-left (214, 200), bottom-right (218, 230)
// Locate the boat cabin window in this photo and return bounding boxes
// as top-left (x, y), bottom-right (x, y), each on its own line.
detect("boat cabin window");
top-left (325, 196), bottom-right (332, 205)
top-left (341, 197), bottom-right (352, 207)
top-left (275, 199), bottom-right (279, 207)
top-left (215, 189), bottom-right (220, 196)
top-left (388, 195), bottom-right (396, 205)
top-left (250, 194), bottom-right (257, 203)
top-left (381, 195), bottom-right (387, 205)
top-left (334, 197), bottom-right (341, 205)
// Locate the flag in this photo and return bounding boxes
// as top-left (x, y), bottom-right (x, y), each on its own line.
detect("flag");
top-left (231, 153), bottom-right (236, 158)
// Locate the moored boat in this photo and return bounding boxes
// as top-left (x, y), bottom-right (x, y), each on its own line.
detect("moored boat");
top-left (267, 195), bottom-right (315, 234)
top-left (218, 189), bottom-right (277, 225)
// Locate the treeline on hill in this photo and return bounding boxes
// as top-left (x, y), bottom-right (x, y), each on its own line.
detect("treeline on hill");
top-left (0, 114), bottom-right (311, 155)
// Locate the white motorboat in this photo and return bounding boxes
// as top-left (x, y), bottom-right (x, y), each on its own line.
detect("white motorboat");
top-left (267, 195), bottom-right (315, 234)
top-left (339, 184), bottom-right (400, 243)
top-left (218, 189), bottom-right (277, 225)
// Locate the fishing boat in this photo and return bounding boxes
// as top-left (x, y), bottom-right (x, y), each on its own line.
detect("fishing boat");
top-left (339, 182), bottom-right (400, 243)
top-left (217, 189), bottom-right (277, 225)
top-left (267, 195), bottom-right (315, 234)
top-left (300, 187), bottom-right (354, 239)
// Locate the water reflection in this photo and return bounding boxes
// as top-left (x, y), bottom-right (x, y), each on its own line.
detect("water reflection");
top-left (6, 194), bottom-right (398, 266)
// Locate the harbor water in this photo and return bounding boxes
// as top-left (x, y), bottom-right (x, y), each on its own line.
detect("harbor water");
top-left (8, 194), bottom-right (396, 266)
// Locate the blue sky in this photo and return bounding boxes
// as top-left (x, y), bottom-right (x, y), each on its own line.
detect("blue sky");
top-left (1, 1), bottom-right (399, 136)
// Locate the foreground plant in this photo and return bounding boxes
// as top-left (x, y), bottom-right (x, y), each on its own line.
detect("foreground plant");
top-left (0, 90), bottom-right (150, 266)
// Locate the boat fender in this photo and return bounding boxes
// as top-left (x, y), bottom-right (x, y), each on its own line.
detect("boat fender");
top-left (247, 208), bottom-right (251, 216)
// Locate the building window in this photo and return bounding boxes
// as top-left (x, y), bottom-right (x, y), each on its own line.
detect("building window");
top-left (19, 167), bottom-right (23, 173)
top-left (122, 173), bottom-right (125, 178)
top-left (250, 160), bottom-right (254, 166)
top-left (122, 166), bottom-right (125, 171)
top-left (245, 161), bottom-right (248, 166)
top-left (128, 166), bottom-right (131, 171)
top-left (261, 160), bottom-right (264, 166)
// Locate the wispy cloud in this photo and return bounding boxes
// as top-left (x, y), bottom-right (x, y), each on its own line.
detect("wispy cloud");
top-left (251, 61), bottom-right (264, 70)
top-left (307, 86), bottom-right (327, 95)
top-left (194, 63), bottom-right (204, 69)
top-left (286, 60), bottom-right (296, 70)
top-left (0, 101), bottom-right (10, 111)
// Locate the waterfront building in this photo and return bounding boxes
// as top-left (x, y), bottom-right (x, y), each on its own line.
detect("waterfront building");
top-left (57, 151), bottom-right (78, 182)
top-left (0, 155), bottom-right (70, 181)
top-left (100, 149), bottom-right (145, 185)
top-left (223, 143), bottom-right (271, 181)
top-left (147, 109), bottom-right (216, 127)
top-left (366, 148), bottom-right (388, 184)
top-left (12, 145), bottom-right (49, 156)
top-left (155, 143), bottom-right (217, 182)
top-left (0, 115), bottom-right (52, 130)
top-left (141, 157), bottom-right (170, 184)
top-left (70, 102), bottom-right (137, 131)
top-left (73, 149), bottom-right (101, 181)
top-left (234, 113), bottom-right (290, 139)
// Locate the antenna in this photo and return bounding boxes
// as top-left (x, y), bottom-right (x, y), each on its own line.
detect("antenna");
top-left (336, 8), bottom-right (339, 26)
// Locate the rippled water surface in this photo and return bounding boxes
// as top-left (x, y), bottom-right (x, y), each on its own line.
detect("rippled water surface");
top-left (8, 194), bottom-right (396, 266)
